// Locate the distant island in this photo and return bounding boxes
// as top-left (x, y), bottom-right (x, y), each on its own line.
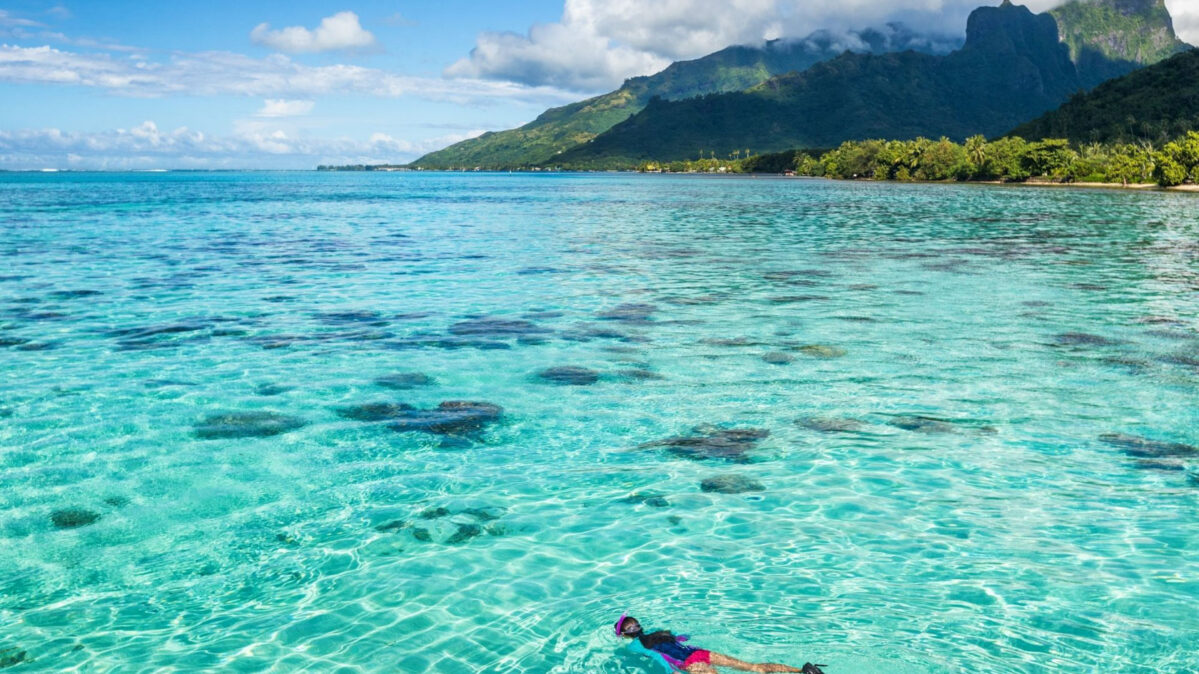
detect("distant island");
top-left (316, 164), bottom-right (414, 172)
top-left (319, 1), bottom-right (1199, 190)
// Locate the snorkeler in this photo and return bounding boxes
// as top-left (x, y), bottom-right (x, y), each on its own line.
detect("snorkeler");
top-left (615, 614), bottom-right (825, 674)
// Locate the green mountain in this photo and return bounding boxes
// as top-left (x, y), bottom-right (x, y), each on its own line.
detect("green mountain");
top-left (1010, 48), bottom-right (1199, 143)
top-left (1050, 0), bottom-right (1188, 88)
top-left (554, 2), bottom-right (1083, 167)
top-left (412, 29), bottom-right (956, 169)
top-left (414, 0), bottom-right (1187, 170)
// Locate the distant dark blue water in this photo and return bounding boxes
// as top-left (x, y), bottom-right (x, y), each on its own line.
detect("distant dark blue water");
top-left (1, 172), bottom-right (1197, 672)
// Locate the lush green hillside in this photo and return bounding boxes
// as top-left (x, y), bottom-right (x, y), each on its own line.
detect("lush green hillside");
top-left (414, 0), bottom-right (1188, 170)
top-left (1051, 0), bottom-right (1188, 88)
top-left (553, 3), bottom-right (1083, 167)
top-left (411, 31), bottom-right (955, 169)
top-left (1010, 48), bottom-right (1199, 143)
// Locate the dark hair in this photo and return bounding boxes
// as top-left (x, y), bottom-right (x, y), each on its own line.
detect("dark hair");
top-left (637, 630), bottom-right (677, 650)
top-left (619, 616), bottom-right (677, 650)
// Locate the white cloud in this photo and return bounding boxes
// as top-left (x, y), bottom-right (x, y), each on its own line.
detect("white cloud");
top-left (0, 10), bottom-right (42, 28)
top-left (250, 11), bottom-right (376, 53)
top-left (447, 0), bottom-right (779, 92)
top-left (446, 21), bottom-right (671, 92)
top-left (0, 121), bottom-right (473, 169)
top-left (0, 43), bottom-right (579, 106)
top-left (449, 0), bottom-right (1197, 92)
top-left (381, 12), bottom-right (418, 28)
top-left (256, 98), bottom-right (315, 117)
top-left (1172, 0), bottom-right (1199, 46)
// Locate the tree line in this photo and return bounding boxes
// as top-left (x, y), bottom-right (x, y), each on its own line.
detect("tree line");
top-left (641, 132), bottom-right (1199, 187)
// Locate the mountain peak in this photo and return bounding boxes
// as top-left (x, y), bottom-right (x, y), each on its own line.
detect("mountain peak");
top-left (1050, 0), bottom-right (1187, 88)
top-left (964, 2), bottom-right (1060, 53)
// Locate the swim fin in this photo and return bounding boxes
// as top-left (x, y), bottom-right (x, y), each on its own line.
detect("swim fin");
top-left (801, 664), bottom-right (826, 674)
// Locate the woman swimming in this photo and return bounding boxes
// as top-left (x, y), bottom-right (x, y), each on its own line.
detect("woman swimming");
top-left (615, 614), bottom-right (825, 674)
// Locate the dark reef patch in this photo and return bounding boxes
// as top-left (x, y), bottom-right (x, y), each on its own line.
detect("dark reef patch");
top-left (313, 310), bottom-right (390, 327)
top-left (797, 417), bottom-right (865, 433)
top-left (700, 475), bottom-right (765, 494)
top-left (616, 369), bottom-right (664, 381)
top-left (769, 295), bottom-right (829, 304)
top-left (446, 523), bottom-right (484, 545)
top-left (255, 384), bottom-right (294, 396)
top-left (795, 345), bottom-right (847, 359)
top-left (194, 412), bottom-right (307, 439)
top-left (536, 366), bottom-right (600, 385)
top-left (559, 324), bottom-right (645, 343)
top-left (597, 303), bottom-right (657, 323)
top-left (51, 507), bottom-right (101, 530)
top-left (448, 317), bottom-right (549, 339)
top-left (418, 507), bottom-right (451, 520)
top-left (335, 402), bottom-right (415, 422)
top-left (762, 352), bottom-right (795, 365)
top-left (0, 647), bottom-right (27, 669)
top-left (49, 289), bottom-right (103, 300)
top-left (887, 416), bottom-right (960, 434)
top-left (1054, 332), bottom-right (1123, 347)
top-left (108, 322), bottom-right (210, 339)
top-left (461, 506), bottom-right (504, 522)
top-left (701, 337), bottom-right (766, 347)
top-left (387, 401), bottom-right (503, 436)
top-left (642, 427), bottom-right (769, 463)
top-left (374, 373), bottom-right (434, 390)
top-left (619, 491), bottom-right (670, 508)
top-left (1100, 433), bottom-right (1197, 459)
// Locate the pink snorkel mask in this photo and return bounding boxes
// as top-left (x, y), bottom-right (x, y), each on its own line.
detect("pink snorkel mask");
top-left (614, 613), bottom-right (629, 636)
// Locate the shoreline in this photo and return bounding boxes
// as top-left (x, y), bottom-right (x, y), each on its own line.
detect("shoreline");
top-left (10, 168), bottom-right (1199, 195)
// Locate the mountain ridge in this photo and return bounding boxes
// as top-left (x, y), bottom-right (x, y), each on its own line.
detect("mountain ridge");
top-left (413, 0), bottom-right (1189, 169)
top-left (552, 2), bottom-right (1083, 167)
top-left (411, 26), bottom-right (959, 169)
top-left (1010, 47), bottom-right (1199, 142)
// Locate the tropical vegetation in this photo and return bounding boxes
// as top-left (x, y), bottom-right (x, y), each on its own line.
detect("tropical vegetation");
top-left (639, 132), bottom-right (1199, 188)
top-left (1011, 48), bottom-right (1199, 144)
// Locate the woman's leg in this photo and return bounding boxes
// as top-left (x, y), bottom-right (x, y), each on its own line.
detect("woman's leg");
top-left (707, 651), bottom-right (803, 673)
top-left (685, 664), bottom-right (719, 674)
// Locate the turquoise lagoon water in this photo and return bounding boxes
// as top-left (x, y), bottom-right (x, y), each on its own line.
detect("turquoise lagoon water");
top-left (1, 172), bottom-right (1197, 673)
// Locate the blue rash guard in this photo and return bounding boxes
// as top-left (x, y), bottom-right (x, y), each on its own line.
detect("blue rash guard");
top-left (624, 631), bottom-right (695, 673)
top-left (625, 638), bottom-right (678, 673)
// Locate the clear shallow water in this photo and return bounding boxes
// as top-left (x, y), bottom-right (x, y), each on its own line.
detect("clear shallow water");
top-left (1, 172), bottom-right (1197, 673)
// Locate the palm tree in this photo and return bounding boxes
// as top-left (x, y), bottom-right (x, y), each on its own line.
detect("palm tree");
top-left (965, 135), bottom-right (988, 168)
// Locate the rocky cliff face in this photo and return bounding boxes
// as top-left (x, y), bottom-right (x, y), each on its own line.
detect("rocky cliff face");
top-left (1050, 0), bottom-right (1189, 88)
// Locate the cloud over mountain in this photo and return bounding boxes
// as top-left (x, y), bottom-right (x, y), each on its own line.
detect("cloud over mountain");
top-left (447, 0), bottom-right (1194, 92)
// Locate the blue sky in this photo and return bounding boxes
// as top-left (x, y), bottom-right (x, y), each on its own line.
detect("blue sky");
top-left (2, 0), bottom-right (1196, 169)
